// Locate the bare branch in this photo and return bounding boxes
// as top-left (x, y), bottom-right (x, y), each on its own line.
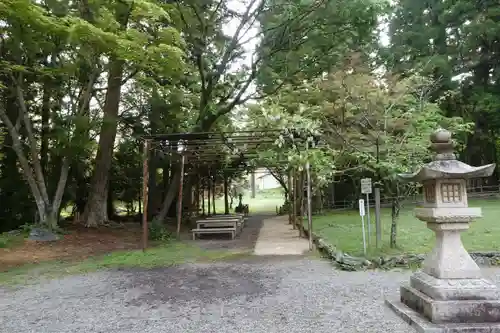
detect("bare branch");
top-left (11, 73), bottom-right (50, 205)
top-left (92, 69), bottom-right (137, 92)
top-left (0, 102), bottom-right (46, 214)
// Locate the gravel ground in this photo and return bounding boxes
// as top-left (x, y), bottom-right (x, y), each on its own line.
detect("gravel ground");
top-left (1, 256), bottom-right (500, 333)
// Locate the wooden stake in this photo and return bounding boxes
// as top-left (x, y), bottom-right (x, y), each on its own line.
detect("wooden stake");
top-left (176, 154), bottom-right (186, 239)
top-left (288, 169), bottom-right (293, 225)
top-left (305, 160), bottom-right (314, 251)
top-left (142, 139), bottom-right (150, 251)
top-left (292, 168), bottom-right (297, 230)
top-left (224, 173), bottom-right (229, 214)
top-left (212, 174), bottom-right (216, 214)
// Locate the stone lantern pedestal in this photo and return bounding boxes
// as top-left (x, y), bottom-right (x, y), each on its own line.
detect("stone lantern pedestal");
top-left (385, 129), bottom-right (500, 332)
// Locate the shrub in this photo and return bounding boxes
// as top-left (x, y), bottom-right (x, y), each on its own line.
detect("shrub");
top-left (148, 220), bottom-right (173, 241)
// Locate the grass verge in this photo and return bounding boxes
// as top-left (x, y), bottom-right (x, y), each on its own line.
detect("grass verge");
top-left (308, 198), bottom-right (500, 258)
top-left (0, 242), bottom-right (248, 286)
top-left (0, 233), bottom-right (25, 249)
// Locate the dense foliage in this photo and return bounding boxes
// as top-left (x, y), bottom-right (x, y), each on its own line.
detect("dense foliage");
top-left (0, 0), bottom-right (498, 248)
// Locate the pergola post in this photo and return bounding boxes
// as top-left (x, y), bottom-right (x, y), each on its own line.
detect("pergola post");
top-left (141, 139), bottom-right (151, 251)
top-left (288, 168), bottom-right (293, 225)
top-left (201, 178), bottom-right (205, 215)
top-left (207, 170), bottom-right (212, 215)
top-left (211, 172), bottom-right (216, 214)
top-left (176, 141), bottom-right (186, 239)
top-left (195, 175), bottom-right (200, 215)
top-left (292, 168), bottom-right (298, 230)
top-left (223, 172), bottom-right (229, 214)
top-left (305, 143), bottom-right (313, 251)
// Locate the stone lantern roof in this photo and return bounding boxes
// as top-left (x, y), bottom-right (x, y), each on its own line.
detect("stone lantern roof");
top-left (399, 128), bottom-right (495, 182)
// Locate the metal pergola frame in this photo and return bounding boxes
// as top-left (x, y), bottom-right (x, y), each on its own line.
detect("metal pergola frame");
top-left (140, 129), bottom-right (318, 250)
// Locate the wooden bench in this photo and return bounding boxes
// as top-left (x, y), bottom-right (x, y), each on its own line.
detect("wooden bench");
top-left (206, 214), bottom-right (244, 219)
top-left (196, 219), bottom-right (242, 232)
top-left (191, 227), bottom-right (236, 240)
top-left (204, 216), bottom-right (244, 224)
top-left (205, 215), bottom-right (242, 219)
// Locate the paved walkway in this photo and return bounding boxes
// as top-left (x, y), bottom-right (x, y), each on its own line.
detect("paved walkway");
top-left (253, 215), bottom-right (310, 255)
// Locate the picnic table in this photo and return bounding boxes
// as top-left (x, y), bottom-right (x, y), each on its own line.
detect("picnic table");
top-left (191, 215), bottom-right (246, 240)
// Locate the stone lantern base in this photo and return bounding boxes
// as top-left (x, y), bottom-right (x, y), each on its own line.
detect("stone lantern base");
top-left (386, 269), bottom-right (500, 332)
top-left (386, 299), bottom-right (500, 333)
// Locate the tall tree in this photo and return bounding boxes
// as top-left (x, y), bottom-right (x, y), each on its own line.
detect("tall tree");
top-left (154, 0), bottom-right (383, 221)
top-left (80, 0), bottom-right (185, 226)
top-left (388, 0), bottom-right (500, 174)
top-left (0, 0), bottom-right (183, 228)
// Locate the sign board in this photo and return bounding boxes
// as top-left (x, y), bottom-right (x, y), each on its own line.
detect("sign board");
top-left (358, 199), bottom-right (365, 216)
top-left (361, 178), bottom-right (372, 194)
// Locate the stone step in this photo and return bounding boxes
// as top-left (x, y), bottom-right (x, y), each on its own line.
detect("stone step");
top-left (386, 298), bottom-right (500, 333)
top-left (401, 284), bottom-right (500, 324)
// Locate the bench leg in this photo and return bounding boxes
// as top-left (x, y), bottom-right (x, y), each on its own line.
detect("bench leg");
top-left (231, 231), bottom-right (235, 240)
top-left (192, 233), bottom-right (196, 240)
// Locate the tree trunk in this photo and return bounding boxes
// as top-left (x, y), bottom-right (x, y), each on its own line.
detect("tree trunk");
top-left (201, 182), bottom-right (206, 215)
top-left (50, 158), bottom-right (71, 229)
top-left (390, 198), bottom-right (400, 248)
top-left (288, 169), bottom-right (293, 224)
top-left (207, 177), bottom-right (212, 215)
top-left (155, 169), bottom-right (181, 222)
top-left (40, 78), bottom-right (50, 175)
top-left (153, 108), bottom-right (222, 217)
top-left (107, 183), bottom-right (115, 220)
top-left (194, 176), bottom-right (200, 214)
top-left (250, 172), bottom-right (256, 198)
top-left (138, 194), bottom-right (142, 215)
top-left (268, 167), bottom-right (288, 194)
top-left (297, 171), bottom-right (306, 236)
top-left (147, 91), bottom-right (161, 218)
top-left (161, 162), bottom-right (170, 201)
top-left (147, 151), bottom-right (157, 220)
top-left (315, 188), bottom-right (323, 214)
top-left (0, 105), bottom-right (71, 230)
top-left (82, 2), bottom-right (131, 227)
top-left (83, 58), bottom-right (126, 226)
top-left (212, 177), bottom-right (216, 214)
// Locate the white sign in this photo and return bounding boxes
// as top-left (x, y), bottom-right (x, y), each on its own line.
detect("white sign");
top-left (361, 178), bottom-right (372, 194)
top-left (358, 199), bottom-right (366, 216)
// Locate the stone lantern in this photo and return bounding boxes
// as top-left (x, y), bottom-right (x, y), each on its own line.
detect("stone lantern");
top-left (386, 129), bottom-right (500, 332)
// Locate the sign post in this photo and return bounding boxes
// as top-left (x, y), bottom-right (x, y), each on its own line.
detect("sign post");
top-left (358, 198), bottom-right (366, 256)
top-left (374, 187), bottom-right (381, 248)
top-left (361, 178), bottom-right (372, 245)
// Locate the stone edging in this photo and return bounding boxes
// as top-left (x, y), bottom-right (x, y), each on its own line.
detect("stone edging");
top-left (301, 226), bottom-right (500, 271)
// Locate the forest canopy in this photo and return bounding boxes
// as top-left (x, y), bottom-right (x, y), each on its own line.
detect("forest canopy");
top-left (0, 0), bottom-right (498, 238)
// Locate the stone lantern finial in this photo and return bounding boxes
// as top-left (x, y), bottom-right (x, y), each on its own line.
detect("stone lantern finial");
top-left (430, 128), bottom-right (455, 161)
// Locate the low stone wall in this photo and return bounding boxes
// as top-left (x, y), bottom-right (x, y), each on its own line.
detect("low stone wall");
top-left (303, 226), bottom-right (500, 271)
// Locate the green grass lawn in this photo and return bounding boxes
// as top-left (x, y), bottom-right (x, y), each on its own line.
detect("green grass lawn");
top-left (0, 242), bottom-right (247, 286)
top-left (0, 232), bottom-right (25, 249)
top-left (60, 188), bottom-right (286, 217)
top-left (309, 199), bottom-right (500, 257)
top-left (213, 189), bottom-right (286, 214)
